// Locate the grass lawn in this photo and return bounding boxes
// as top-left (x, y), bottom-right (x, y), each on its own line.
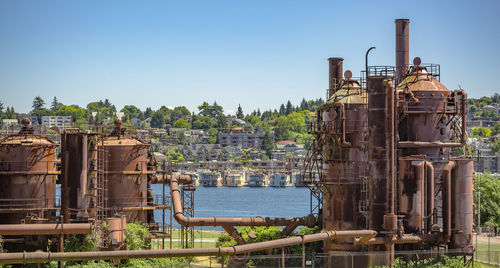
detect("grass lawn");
top-left (151, 229), bottom-right (222, 249)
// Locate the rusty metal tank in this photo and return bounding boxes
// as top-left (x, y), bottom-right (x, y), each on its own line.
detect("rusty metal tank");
top-left (102, 120), bottom-right (151, 223)
top-left (319, 72), bottom-right (368, 257)
top-left (0, 120), bottom-right (58, 224)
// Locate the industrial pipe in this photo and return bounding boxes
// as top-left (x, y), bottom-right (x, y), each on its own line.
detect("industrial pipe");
top-left (170, 177), bottom-right (313, 227)
top-left (411, 160), bottom-right (425, 231)
top-left (339, 103), bottom-right (351, 146)
top-left (425, 161), bottom-right (434, 232)
top-left (328, 57), bottom-right (344, 97)
top-left (360, 234), bottom-right (438, 245)
top-left (0, 223), bottom-right (91, 236)
top-left (0, 230), bottom-right (377, 264)
top-left (442, 161), bottom-right (456, 242)
top-left (395, 19), bottom-right (410, 83)
top-left (152, 174), bottom-right (192, 184)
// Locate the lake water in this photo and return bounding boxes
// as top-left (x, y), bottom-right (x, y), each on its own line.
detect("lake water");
top-left (151, 185), bottom-right (312, 230)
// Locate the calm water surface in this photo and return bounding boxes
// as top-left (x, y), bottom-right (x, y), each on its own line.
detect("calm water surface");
top-left (151, 186), bottom-right (311, 229)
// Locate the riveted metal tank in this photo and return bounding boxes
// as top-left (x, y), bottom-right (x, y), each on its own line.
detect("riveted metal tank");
top-left (0, 119), bottom-right (58, 224)
top-left (319, 70), bottom-right (368, 262)
top-left (102, 119), bottom-right (151, 223)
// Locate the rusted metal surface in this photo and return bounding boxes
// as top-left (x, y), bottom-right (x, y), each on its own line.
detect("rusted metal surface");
top-left (170, 176), bottom-right (315, 227)
top-left (103, 120), bottom-right (151, 223)
top-left (328, 57), bottom-right (344, 97)
top-left (61, 131), bottom-right (95, 222)
top-left (367, 76), bottom-right (394, 232)
top-left (452, 159), bottom-right (474, 250)
top-left (395, 19), bottom-right (409, 83)
top-left (0, 131), bottom-right (58, 224)
top-left (0, 223), bottom-right (91, 236)
top-left (0, 230), bottom-right (376, 264)
top-left (398, 158), bottom-right (425, 233)
top-left (107, 217), bottom-right (126, 246)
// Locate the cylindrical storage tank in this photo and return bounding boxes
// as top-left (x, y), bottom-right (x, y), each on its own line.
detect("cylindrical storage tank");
top-left (319, 76), bottom-right (369, 267)
top-left (396, 59), bottom-right (461, 238)
top-left (102, 134), bottom-right (151, 223)
top-left (451, 159), bottom-right (474, 250)
top-left (0, 134), bottom-right (58, 224)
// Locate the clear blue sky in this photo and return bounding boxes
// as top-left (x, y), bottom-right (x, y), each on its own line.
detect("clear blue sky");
top-left (1, 0), bottom-right (499, 115)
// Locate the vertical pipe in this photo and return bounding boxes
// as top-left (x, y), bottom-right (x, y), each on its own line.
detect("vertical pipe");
top-left (387, 80), bottom-right (395, 216)
top-left (81, 134), bottom-right (88, 212)
top-left (62, 148), bottom-right (70, 223)
top-left (395, 19), bottom-right (410, 83)
top-left (411, 160), bottom-right (425, 231)
top-left (452, 159), bottom-right (474, 248)
top-left (425, 161), bottom-right (434, 232)
top-left (442, 161), bottom-right (456, 242)
top-left (328, 57), bottom-right (344, 98)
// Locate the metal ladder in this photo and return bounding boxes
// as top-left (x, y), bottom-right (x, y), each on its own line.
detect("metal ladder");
top-left (359, 176), bottom-right (370, 229)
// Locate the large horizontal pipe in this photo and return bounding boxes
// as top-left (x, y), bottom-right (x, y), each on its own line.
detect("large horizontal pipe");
top-left (152, 174), bottom-right (192, 184)
top-left (0, 223), bottom-right (91, 236)
top-left (359, 234), bottom-right (438, 245)
top-left (398, 141), bottom-right (464, 148)
top-left (0, 230), bottom-right (376, 264)
top-left (170, 177), bottom-right (314, 227)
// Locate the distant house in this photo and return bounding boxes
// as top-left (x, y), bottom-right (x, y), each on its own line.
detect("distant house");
top-left (2, 119), bottom-right (18, 127)
top-left (27, 116), bottom-right (39, 125)
top-left (144, 117), bottom-right (152, 128)
top-left (218, 128), bottom-right (271, 148)
top-left (130, 118), bottom-right (141, 128)
top-left (179, 143), bottom-right (228, 162)
top-left (226, 116), bottom-right (246, 127)
top-left (42, 116), bottom-right (72, 130)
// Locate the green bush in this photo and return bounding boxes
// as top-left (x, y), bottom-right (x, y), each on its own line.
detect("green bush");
top-left (125, 222), bottom-right (151, 250)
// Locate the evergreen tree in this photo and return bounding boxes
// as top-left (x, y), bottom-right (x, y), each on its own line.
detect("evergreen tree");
top-left (261, 130), bottom-right (274, 157)
top-left (279, 104), bottom-right (286, 115)
top-left (145, 107), bottom-right (153, 118)
top-left (0, 101), bottom-right (3, 119)
top-left (300, 98), bottom-right (308, 110)
top-left (51, 97), bottom-right (63, 111)
top-left (32, 96), bottom-right (45, 110)
top-left (257, 109), bottom-right (261, 117)
top-left (285, 100), bottom-right (293, 115)
top-left (236, 104), bottom-right (244, 119)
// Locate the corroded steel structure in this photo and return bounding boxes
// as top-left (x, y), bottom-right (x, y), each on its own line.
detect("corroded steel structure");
top-left (304, 19), bottom-right (474, 267)
top-left (102, 119), bottom-right (152, 223)
top-left (0, 119), bottom-right (58, 225)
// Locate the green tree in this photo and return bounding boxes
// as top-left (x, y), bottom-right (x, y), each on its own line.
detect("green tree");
top-left (236, 104), bottom-right (244, 119)
top-left (173, 118), bottom-right (190, 129)
top-left (475, 173), bottom-right (500, 226)
top-left (56, 105), bottom-right (86, 121)
top-left (285, 100), bottom-right (293, 115)
top-left (32, 96), bottom-right (45, 110)
top-left (261, 130), bottom-right (274, 157)
top-left (192, 115), bottom-right (214, 130)
top-left (50, 96), bottom-right (63, 111)
top-left (492, 138), bottom-right (500, 153)
top-left (166, 149), bottom-right (185, 162)
top-left (279, 104), bottom-right (286, 115)
top-left (471, 127), bottom-right (492, 138)
top-left (150, 111), bottom-right (165, 128)
top-left (207, 128), bottom-right (218, 144)
top-left (198, 101), bottom-right (223, 119)
top-left (491, 122), bottom-right (500, 136)
top-left (4, 107), bottom-right (17, 119)
top-left (121, 105), bottom-right (142, 122)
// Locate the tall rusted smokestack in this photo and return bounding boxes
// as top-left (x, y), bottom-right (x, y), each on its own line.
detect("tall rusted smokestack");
top-left (395, 19), bottom-right (409, 83)
top-left (328, 57), bottom-right (343, 98)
